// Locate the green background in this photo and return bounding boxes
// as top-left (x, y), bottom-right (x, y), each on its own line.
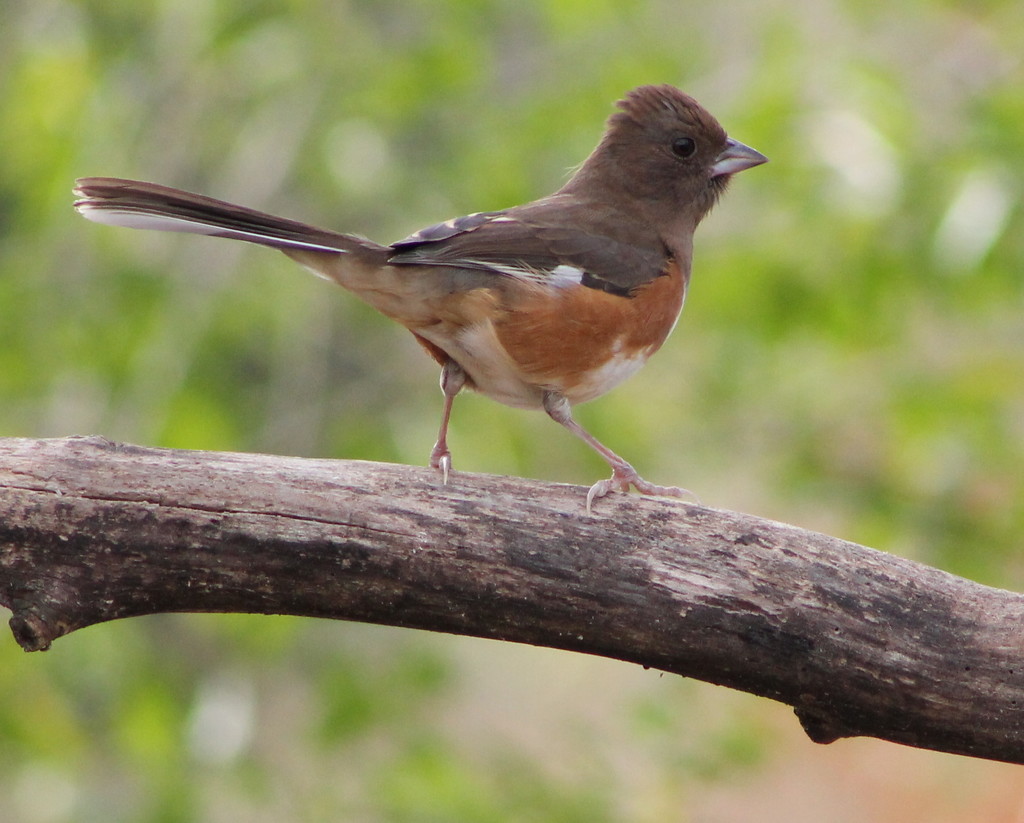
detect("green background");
top-left (2, 0), bottom-right (1023, 820)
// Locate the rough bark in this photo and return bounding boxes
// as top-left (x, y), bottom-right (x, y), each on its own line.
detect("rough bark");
top-left (1, 435), bottom-right (1021, 763)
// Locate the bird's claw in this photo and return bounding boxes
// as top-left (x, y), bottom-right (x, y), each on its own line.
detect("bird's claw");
top-left (430, 447), bottom-right (451, 485)
top-left (586, 463), bottom-right (697, 513)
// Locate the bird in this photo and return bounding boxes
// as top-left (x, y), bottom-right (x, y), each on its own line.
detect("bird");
top-left (73, 84), bottom-right (766, 510)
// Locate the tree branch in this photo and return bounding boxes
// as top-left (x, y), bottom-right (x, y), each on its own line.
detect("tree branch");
top-left (1, 435), bottom-right (1022, 763)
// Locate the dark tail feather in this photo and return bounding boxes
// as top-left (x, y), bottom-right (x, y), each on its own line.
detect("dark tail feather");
top-left (73, 177), bottom-right (384, 256)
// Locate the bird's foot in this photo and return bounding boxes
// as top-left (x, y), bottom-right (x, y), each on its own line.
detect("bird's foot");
top-left (429, 444), bottom-right (452, 485)
top-left (586, 463), bottom-right (696, 513)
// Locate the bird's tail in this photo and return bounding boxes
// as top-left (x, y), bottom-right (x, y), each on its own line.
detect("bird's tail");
top-left (73, 177), bottom-right (388, 259)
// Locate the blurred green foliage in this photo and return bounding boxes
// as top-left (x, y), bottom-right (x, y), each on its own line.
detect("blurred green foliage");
top-left (1, 0), bottom-right (1023, 820)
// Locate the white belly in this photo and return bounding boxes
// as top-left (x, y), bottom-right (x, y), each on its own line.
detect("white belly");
top-left (418, 323), bottom-right (652, 409)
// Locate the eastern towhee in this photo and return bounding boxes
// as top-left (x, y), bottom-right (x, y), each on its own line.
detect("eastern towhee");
top-left (74, 84), bottom-right (766, 510)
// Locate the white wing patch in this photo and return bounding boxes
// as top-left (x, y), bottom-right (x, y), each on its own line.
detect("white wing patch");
top-left (461, 259), bottom-right (585, 288)
top-left (548, 264), bottom-right (585, 287)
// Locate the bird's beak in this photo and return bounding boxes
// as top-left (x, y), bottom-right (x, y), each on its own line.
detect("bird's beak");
top-left (711, 138), bottom-right (768, 177)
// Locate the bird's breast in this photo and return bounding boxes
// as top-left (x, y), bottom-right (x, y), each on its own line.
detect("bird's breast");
top-left (406, 258), bottom-right (687, 409)
top-left (490, 257), bottom-right (688, 405)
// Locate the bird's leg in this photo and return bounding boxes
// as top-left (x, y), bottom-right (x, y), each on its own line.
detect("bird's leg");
top-left (542, 391), bottom-right (694, 512)
top-left (429, 360), bottom-right (466, 484)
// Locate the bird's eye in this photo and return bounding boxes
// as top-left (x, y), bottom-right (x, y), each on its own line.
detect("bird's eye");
top-left (671, 137), bottom-right (696, 159)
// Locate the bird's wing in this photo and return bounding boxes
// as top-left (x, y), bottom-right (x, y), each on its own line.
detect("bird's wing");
top-left (388, 203), bottom-right (670, 297)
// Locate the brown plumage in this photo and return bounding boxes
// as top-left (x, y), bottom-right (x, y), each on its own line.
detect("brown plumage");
top-left (73, 84), bottom-right (766, 509)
